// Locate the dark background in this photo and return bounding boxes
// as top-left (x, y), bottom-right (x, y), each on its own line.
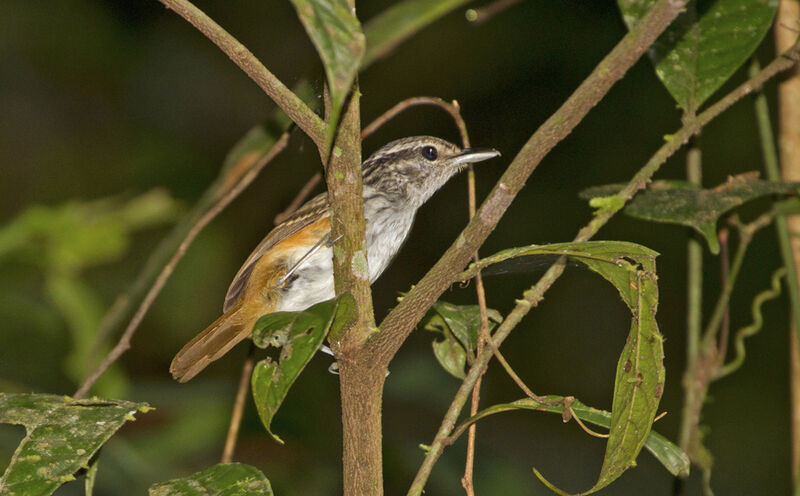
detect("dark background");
top-left (0, 0), bottom-right (790, 494)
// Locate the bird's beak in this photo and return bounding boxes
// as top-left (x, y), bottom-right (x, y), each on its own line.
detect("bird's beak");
top-left (452, 148), bottom-right (501, 165)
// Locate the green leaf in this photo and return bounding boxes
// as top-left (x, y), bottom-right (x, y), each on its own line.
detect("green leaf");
top-left (456, 396), bottom-right (689, 478)
top-left (0, 394), bottom-right (150, 496)
top-left (148, 463), bottom-right (273, 496)
top-left (363, 0), bottom-right (472, 67)
top-left (250, 297), bottom-right (345, 443)
top-left (289, 0), bottom-right (365, 137)
top-left (466, 241), bottom-right (664, 494)
top-left (581, 176), bottom-right (799, 254)
top-left (421, 301), bottom-right (502, 378)
top-left (431, 335), bottom-right (467, 379)
top-left (618, 0), bottom-right (777, 112)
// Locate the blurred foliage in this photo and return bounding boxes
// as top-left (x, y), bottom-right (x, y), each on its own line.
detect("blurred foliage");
top-left (0, 190), bottom-right (181, 398)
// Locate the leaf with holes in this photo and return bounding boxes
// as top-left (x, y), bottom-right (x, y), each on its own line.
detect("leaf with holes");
top-left (465, 240), bottom-right (664, 494)
top-left (618, 0), bottom-right (777, 112)
top-left (149, 463), bottom-right (273, 496)
top-left (250, 295), bottom-right (353, 443)
top-left (0, 394), bottom-right (150, 496)
top-left (289, 0), bottom-right (365, 138)
top-left (581, 175), bottom-right (800, 254)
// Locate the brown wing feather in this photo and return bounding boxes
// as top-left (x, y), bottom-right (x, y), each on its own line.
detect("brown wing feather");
top-left (223, 192), bottom-right (329, 312)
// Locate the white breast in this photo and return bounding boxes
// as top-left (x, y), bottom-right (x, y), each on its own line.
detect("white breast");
top-left (275, 194), bottom-right (415, 312)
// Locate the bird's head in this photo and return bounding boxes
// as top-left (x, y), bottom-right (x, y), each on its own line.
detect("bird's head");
top-left (362, 136), bottom-right (500, 208)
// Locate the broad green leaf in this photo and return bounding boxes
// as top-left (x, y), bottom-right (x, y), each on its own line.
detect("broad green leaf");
top-left (581, 176), bottom-right (799, 254)
top-left (466, 241), bottom-right (664, 494)
top-left (289, 0), bottom-right (365, 137)
top-left (431, 335), bottom-right (467, 379)
top-left (0, 393), bottom-right (150, 496)
top-left (250, 296), bottom-right (351, 443)
top-left (363, 0), bottom-right (472, 66)
top-left (454, 396), bottom-right (689, 478)
top-left (618, 0), bottom-right (777, 112)
top-left (421, 301), bottom-right (502, 378)
top-left (148, 463), bottom-right (273, 496)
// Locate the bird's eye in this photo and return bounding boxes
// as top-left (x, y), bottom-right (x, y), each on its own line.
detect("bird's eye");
top-left (421, 146), bottom-right (438, 161)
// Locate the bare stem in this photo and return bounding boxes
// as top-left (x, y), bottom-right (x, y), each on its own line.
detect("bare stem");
top-left (74, 132), bottom-right (290, 399)
top-left (221, 344), bottom-right (255, 463)
top-left (156, 0), bottom-right (326, 153)
top-left (775, 0), bottom-right (800, 479)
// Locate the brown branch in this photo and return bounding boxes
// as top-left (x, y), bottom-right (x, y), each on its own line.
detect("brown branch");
top-left (221, 344), bottom-right (256, 463)
top-left (407, 34), bottom-right (800, 496)
top-left (74, 132), bottom-right (291, 398)
top-left (378, 0), bottom-right (692, 373)
top-left (156, 0), bottom-right (326, 153)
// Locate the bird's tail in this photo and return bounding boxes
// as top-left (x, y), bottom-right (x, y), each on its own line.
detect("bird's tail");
top-left (170, 305), bottom-right (249, 383)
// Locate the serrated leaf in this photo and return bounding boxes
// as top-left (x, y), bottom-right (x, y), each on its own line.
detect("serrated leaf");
top-left (289, 0), bottom-right (365, 137)
top-left (148, 463), bottom-right (273, 496)
top-left (466, 241), bottom-right (664, 494)
top-left (0, 394), bottom-right (149, 496)
top-left (456, 396), bottom-right (688, 478)
top-left (581, 176), bottom-right (799, 254)
top-left (250, 297), bottom-right (346, 443)
top-left (618, 0), bottom-right (777, 112)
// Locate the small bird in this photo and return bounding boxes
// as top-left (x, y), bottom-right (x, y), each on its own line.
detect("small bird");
top-left (170, 136), bottom-right (500, 382)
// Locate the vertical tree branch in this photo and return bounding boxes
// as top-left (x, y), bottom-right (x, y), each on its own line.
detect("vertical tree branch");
top-left (775, 0), bottom-right (800, 480)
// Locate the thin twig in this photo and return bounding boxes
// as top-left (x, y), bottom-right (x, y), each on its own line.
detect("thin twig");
top-left (157, 0), bottom-right (326, 153)
top-left (361, 96), bottom-right (467, 138)
top-left (74, 132), bottom-right (291, 398)
top-left (717, 228), bottom-right (731, 363)
top-left (221, 343), bottom-right (256, 463)
top-left (466, 0), bottom-right (525, 25)
top-left (274, 173), bottom-right (323, 224)
top-left (569, 407), bottom-right (609, 439)
top-left (407, 34), bottom-right (800, 496)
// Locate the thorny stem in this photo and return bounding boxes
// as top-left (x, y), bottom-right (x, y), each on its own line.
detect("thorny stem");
top-left (408, 36), bottom-right (800, 495)
top-left (74, 133), bottom-right (291, 399)
top-left (156, 0), bottom-right (327, 153)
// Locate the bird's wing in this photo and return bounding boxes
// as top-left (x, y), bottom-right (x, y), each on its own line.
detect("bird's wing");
top-left (223, 192), bottom-right (329, 312)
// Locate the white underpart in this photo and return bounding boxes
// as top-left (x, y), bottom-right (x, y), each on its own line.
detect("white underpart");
top-left (275, 189), bottom-right (416, 312)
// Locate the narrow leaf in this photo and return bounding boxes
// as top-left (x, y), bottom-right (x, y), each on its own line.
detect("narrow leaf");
top-left (455, 396), bottom-right (689, 479)
top-left (465, 241), bottom-right (664, 494)
top-left (289, 0), bottom-right (365, 136)
top-left (0, 394), bottom-right (150, 496)
top-left (581, 176), bottom-right (799, 253)
top-left (618, 0), bottom-right (777, 111)
top-left (250, 296), bottom-right (347, 443)
top-left (149, 463), bottom-right (273, 496)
